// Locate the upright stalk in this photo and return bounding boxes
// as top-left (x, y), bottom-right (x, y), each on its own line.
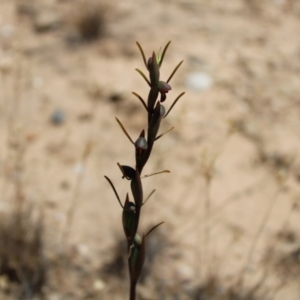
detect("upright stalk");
top-left (130, 281), bottom-right (136, 300)
top-left (105, 42), bottom-right (184, 299)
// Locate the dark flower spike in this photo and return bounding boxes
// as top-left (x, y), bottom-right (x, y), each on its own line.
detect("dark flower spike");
top-left (115, 117), bottom-right (134, 144)
top-left (118, 163), bottom-right (136, 180)
top-left (155, 126), bottom-right (174, 141)
top-left (132, 92), bottom-right (148, 112)
top-left (163, 92), bottom-right (185, 119)
top-left (135, 68), bottom-right (151, 87)
top-left (136, 41), bottom-right (147, 69)
top-left (141, 170), bottom-right (170, 179)
top-left (104, 176), bottom-right (124, 208)
top-left (166, 60), bottom-right (184, 84)
top-left (106, 42), bottom-right (184, 300)
top-left (158, 41), bottom-right (171, 68)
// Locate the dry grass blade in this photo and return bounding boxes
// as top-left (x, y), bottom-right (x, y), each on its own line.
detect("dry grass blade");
top-left (136, 41), bottom-right (147, 68)
top-left (132, 92), bottom-right (148, 112)
top-left (163, 92), bottom-right (185, 118)
top-left (115, 117), bottom-right (134, 144)
top-left (0, 207), bottom-right (46, 299)
top-left (143, 189), bottom-right (156, 205)
top-left (141, 170), bottom-right (170, 179)
top-left (104, 176), bottom-right (123, 208)
top-left (146, 222), bottom-right (164, 237)
top-left (159, 41), bottom-right (171, 67)
top-left (166, 60), bottom-right (184, 83)
top-left (135, 68), bottom-right (151, 86)
top-left (155, 126), bottom-right (174, 141)
top-left (73, 1), bottom-right (108, 41)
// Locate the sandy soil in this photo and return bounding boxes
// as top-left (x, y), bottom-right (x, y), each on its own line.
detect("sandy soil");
top-left (0, 0), bottom-right (300, 299)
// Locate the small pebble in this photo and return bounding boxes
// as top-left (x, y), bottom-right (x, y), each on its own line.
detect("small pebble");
top-left (93, 279), bottom-right (105, 291)
top-left (50, 109), bottom-right (65, 125)
top-left (32, 76), bottom-right (45, 89)
top-left (48, 294), bottom-right (62, 300)
top-left (0, 24), bottom-right (15, 38)
top-left (0, 275), bottom-right (8, 290)
top-left (109, 91), bottom-right (124, 103)
top-left (77, 244), bottom-right (90, 258)
top-left (75, 163), bottom-right (84, 175)
top-left (185, 71), bottom-right (213, 91)
top-left (60, 180), bottom-right (70, 190)
top-left (0, 57), bottom-right (13, 75)
top-left (16, 2), bottom-right (35, 16)
top-left (77, 112), bottom-right (93, 122)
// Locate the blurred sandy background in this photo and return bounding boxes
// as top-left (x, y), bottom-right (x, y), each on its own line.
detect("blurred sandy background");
top-left (0, 0), bottom-right (300, 299)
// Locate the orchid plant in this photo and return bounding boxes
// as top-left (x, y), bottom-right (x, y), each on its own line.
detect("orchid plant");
top-left (104, 41), bottom-right (184, 300)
